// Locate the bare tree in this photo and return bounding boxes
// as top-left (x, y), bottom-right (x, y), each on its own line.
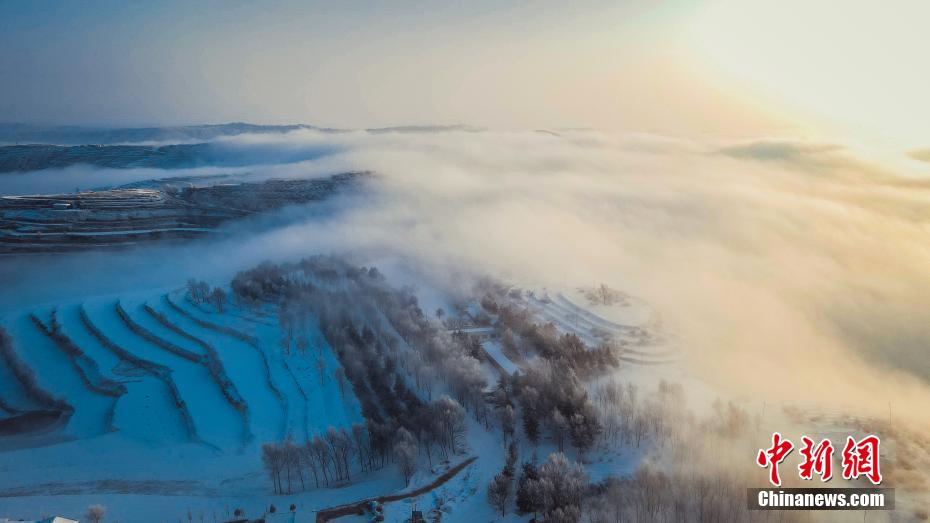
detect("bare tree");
top-left (85, 504), bottom-right (106, 523)
top-left (262, 442), bottom-right (283, 494)
top-left (211, 287), bottom-right (226, 312)
top-left (187, 279), bottom-right (210, 303)
top-left (316, 355), bottom-right (326, 385)
top-left (296, 336), bottom-right (309, 356)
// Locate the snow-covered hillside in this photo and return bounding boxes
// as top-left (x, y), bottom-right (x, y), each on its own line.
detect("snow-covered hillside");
top-left (0, 283), bottom-right (368, 522)
top-left (0, 251), bottom-right (673, 523)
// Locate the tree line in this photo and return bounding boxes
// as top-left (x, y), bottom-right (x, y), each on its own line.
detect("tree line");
top-left (228, 257), bottom-right (479, 491)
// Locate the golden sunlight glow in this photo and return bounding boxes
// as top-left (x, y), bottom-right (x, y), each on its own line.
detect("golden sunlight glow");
top-left (688, 0), bottom-right (930, 146)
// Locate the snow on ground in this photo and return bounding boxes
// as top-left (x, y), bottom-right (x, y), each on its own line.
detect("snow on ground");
top-left (0, 279), bottom-right (717, 523)
top-left (520, 288), bottom-right (675, 367)
top-left (55, 301), bottom-right (189, 445)
top-left (481, 340), bottom-right (519, 376)
top-left (166, 289), bottom-right (365, 438)
top-left (82, 295), bottom-right (243, 449)
top-left (0, 350), bottom-right (43, 414)
top-left (151, 295), bottom-right (287, 443)
top-left (2, 312), bottom-right (112, 439)
top-left (562, 287), bottom-right (655, 328)
top-left (168, 293), bottom-right (312, 441)
top-left (0, 283), bottom-right (377, 523)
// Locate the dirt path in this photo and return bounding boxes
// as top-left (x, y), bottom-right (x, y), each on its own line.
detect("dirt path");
top-left (315, 456), bottom-right (478, 522)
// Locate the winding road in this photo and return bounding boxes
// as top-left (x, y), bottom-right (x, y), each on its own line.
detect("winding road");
top-left (315, 456), bottom-right (478, 522)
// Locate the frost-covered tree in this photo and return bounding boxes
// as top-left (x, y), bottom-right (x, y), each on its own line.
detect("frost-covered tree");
top-left (548, 505), bottom-right (582, 523)
top-left (569, 404), bottom-right (600, 456)
top-left (503, 441), bottom-right (518, 478)
top-left (520, 386), bottom-right (540, 444)
top-left (537, 452), bottom-right (588, 521)
top-left (394, 427), bottom-right (418, 486)
top-left (498, 404), bottom-right (516, 443)
top-left (487, 471), bottom-right (513, 516)
top-left (432, 395), bottom-right (467, 457)
top-left (515, 460), bottom-right (541, 515)
top-left (549, 409), bottom-right (568, 453)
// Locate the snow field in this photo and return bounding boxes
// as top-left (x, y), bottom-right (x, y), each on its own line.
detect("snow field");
top-left (168, 291), bottom-right (364, 437)
top-left (150, 296), bottom-right (287, 442)
top-left (3, 312), bottom-right (110, 439)
top-left (55, 303), bottom-right (190, 444)
top-left (81, 298), bottom-right (243, 449)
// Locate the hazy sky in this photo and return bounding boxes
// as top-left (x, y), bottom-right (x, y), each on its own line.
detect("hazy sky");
top-left (1, 0), bottom-right (928, 144)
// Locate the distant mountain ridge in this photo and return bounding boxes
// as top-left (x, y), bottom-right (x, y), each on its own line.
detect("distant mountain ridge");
top-left (0, 122), bottom-right (326, 146)
top-left (0, 141), bottom-right (344, 173)
top-left (0, 122), bottom-right (482, 146)
top-left (0, 144), bottom-right (214, 173)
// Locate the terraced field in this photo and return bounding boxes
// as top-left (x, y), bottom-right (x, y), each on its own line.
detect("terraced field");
top-left (0, 287), bottom-right (363, 452)
top-left (521, 291), bottom-right (676, 366)
top-left (0, 172), bottom-right (367, 253)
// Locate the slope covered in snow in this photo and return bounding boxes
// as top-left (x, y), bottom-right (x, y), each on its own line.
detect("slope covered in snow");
top-left (0, 281), bottom-right (370, 522)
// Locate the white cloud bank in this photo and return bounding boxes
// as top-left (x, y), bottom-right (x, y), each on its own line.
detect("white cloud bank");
top-left (4, 128), bottom-right (930, 423)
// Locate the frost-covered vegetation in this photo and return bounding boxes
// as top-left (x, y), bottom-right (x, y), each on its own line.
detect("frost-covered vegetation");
top-left (229, 258), bottom-right (483, 492)
top-left (3, 249), bottom-right (924, 522)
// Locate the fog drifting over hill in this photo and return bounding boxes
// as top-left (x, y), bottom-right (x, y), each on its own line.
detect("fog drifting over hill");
top-left (3, 127), bottom-right (930, 422)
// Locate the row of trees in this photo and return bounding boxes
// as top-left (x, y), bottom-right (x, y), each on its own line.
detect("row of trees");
top-left (574, 377), bottom-right (774, 523)
top-left (592, 380), bottom-right (687, 449)
top-left (496, 383), bottom-right (763, 523)
top-left (591, 378), bottom-right (751, 453)
top-left (186, 279), bottom-right (227, 312)
top-left (261, 428), bottom-right (355, 494)
top-left (584, 460), bottom-right (806, 522)
top-left (260, 394), bottom-right (468, 493)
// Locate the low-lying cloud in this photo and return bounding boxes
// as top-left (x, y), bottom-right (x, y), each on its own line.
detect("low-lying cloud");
top-left (3, 127), bottom-right (930, 424)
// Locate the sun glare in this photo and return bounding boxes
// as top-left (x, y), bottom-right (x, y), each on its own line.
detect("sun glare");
top-left (689, 0), bottom-right (930, 147)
